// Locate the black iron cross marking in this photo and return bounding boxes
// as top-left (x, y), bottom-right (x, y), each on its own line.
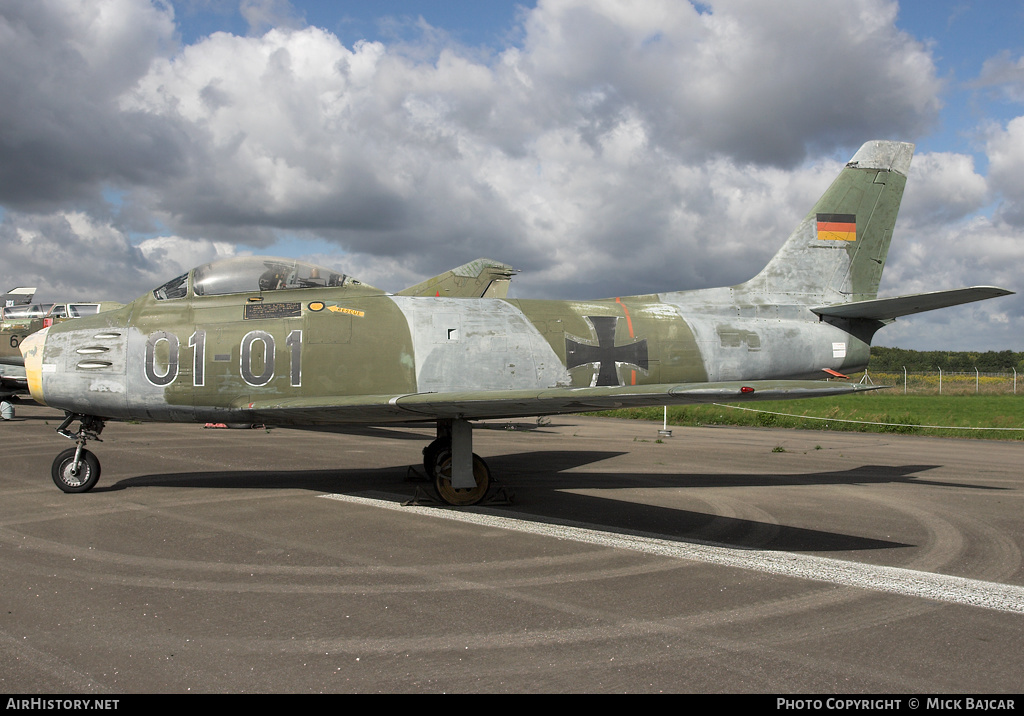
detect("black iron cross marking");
top-left (565, 316), bottom-right (648, 386)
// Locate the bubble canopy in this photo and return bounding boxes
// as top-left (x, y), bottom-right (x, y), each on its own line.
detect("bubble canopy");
top-left (152, 257), bottom-right (370, 300)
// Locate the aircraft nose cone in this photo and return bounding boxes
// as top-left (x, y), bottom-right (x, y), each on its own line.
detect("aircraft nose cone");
top-left (20, 326), bottom-right (49, 405)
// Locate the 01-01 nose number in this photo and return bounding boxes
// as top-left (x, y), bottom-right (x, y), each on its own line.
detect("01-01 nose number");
top-left (144, 329), bottom-right (302, 388)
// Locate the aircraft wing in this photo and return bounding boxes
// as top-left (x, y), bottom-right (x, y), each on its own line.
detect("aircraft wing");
top-left (238, 380), bottom-right (882, 426)
top-left (812, 287), bottom-right (1014, 321)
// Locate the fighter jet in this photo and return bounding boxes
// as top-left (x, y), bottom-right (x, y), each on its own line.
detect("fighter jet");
top-left (0, 293), bottom-right (40, 369)
top-left (0, 288), bottom-right (42, 367)
top-left (0, 292), bottom-right (37, 408)
top-left (20, 141), bottom-right (1013, 504)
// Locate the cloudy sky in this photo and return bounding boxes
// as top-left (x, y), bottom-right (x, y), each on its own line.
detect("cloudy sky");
top-left (1, 0), bottom-right (1022, 350)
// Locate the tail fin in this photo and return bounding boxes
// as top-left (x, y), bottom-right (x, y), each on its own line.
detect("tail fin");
top-left (396, 258), bottom-right (518, 298)
top-left (2, 287), bottom-right (36, 309)
top-left (740, 140), bottom-right (914, 305)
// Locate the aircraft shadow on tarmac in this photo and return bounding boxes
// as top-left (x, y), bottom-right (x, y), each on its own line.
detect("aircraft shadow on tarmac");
top-left (90, 448), bottom-right (986, 553)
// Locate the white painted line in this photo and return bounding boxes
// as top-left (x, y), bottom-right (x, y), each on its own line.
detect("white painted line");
top-left (321, 492), bottom-right (1024, 615)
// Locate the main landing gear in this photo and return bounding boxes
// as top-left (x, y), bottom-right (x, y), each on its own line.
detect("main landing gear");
top-left (50, 413), bottom-right (106, 493)
top-left (43, 413), bottom-right (498, 507)
top-left (421, 418), bottom-right (492, 506)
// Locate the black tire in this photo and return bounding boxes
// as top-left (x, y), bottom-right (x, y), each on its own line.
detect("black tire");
top-left (51, 447), bottom-right (101, 493)
top-left (433, 452), bottom-right (491, 506)
top-left (422, 437), bottom-right (451, 479)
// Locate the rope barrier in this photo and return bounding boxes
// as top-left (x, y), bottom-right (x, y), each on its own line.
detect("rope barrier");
top-left (710, 404), bottom-right (1024, 432)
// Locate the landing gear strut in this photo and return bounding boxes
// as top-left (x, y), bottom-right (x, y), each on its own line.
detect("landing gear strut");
top-left (422, 419), bottom-right (492, 506)
top-left (50, 413), bottom-right (105, 493)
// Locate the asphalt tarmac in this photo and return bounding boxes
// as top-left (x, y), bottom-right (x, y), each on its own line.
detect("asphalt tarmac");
top-left (0, 401), bottom-right (1022, 694)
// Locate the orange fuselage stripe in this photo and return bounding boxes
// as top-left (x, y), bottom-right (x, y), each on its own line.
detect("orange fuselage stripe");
top-left (615, 297), bottom-right (638, 385)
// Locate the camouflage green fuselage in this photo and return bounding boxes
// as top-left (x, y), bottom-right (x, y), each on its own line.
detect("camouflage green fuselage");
top-left (31, 283), bottom-right (869, 424)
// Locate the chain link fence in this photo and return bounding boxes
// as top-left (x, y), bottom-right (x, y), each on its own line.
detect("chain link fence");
top-left (861, 370), bottom-right (1021, 395)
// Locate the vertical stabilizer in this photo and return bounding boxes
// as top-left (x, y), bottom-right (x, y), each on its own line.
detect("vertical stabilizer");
top-left (396, 258), bottom-right (518, 298)
top-left (2, 287), bottom-right (36, 309)
top-left (740, 141), bottom-right (914, 305)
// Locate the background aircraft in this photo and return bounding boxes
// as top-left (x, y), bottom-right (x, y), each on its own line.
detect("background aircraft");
top-left (396, 258), bottom-right (518, 298)
top-left (20, 141), bottom-right (1013, 504)
top-left (1, 289), bottom-right (43, 410)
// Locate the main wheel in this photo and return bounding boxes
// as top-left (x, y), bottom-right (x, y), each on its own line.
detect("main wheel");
top-left (433, 452), bottom-right (491, 506)
top-left (51, 447), bottom-right (101, 493)
top-left (422, 437), bottom-right (451, 479)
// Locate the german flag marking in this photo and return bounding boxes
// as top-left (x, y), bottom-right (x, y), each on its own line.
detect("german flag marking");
top-left (816, 213), bottom-right (856, 241)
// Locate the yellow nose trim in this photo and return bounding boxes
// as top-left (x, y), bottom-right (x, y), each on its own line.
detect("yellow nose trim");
top-left (19, 327), bottom-right (48, 405)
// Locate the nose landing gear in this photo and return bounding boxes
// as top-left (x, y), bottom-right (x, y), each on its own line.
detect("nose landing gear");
top-left (50, 413), bottom-right (106, 493)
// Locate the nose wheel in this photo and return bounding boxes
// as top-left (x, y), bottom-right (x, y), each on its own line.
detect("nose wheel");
top-left (49, 413), bottom-right (106, 493)
top-left (52, 447), bottom-right (101, 493)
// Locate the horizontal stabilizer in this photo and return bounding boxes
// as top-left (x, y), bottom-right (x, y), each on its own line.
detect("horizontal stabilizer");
top-left (811, 287), bottom-right (1014, 321)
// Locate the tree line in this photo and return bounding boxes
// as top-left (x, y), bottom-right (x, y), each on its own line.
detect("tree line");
top-left (869, 346), bottom-right (1024, 373)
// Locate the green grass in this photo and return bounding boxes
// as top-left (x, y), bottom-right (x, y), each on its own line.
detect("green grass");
top-left (595, 393), bottom-right (1024, 440)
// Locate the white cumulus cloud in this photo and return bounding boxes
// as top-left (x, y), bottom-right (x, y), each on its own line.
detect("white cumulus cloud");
top-left (0, 0), bottom-right (1019, 349)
